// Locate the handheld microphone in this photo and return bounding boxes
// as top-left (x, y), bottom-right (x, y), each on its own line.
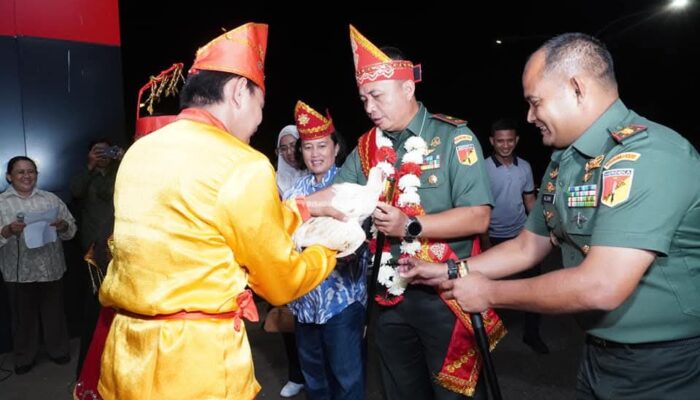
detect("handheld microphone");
top-left (15, 212), bottom-right (25, 282)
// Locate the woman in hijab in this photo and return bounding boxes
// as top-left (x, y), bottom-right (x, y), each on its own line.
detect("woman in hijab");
top-left (276, 125), bottom-right (305, 197)
top-left (273, 124), bottom-right (307, 397)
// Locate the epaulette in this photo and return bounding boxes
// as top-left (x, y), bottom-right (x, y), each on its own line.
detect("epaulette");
top-left (431, 114), bottom-right (467, 127)
top-left (609, 124), bottom-right (647, 143)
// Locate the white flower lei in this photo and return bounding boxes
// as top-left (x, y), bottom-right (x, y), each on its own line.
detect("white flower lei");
top-left (374, 129), bottom-right (427, 297)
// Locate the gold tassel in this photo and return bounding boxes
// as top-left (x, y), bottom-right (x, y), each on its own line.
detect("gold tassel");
top-left (140, 65), bottom-right (184, 116)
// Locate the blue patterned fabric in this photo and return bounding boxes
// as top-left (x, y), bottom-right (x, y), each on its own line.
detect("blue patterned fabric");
top-left (286, 165), bottom-right (367, 324)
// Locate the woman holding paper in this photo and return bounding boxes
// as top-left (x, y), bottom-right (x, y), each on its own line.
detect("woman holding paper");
top-left (0, 156), bottom-right (77, 375)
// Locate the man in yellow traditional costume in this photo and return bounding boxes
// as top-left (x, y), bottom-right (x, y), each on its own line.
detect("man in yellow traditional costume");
top-left (97, 22), bottom-right (339, 400)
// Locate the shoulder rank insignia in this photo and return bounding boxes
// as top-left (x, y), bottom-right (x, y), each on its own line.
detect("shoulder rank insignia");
top-left (610, 124), bottom-right (647, 143)
top-left (432, 113), bottom-right (467, 126)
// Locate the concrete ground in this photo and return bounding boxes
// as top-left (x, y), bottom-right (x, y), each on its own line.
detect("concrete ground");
top-left (1, 250), bottom-right (583, 399)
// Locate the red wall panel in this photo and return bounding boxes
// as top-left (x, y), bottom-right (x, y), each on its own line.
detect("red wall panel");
top-left (0, 0), bottom-right (120, 46)
top-left (0, 0), bottom-right (16, 37)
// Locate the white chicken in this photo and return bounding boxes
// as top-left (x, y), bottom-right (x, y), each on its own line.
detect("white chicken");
top-left (293, 166), bottom-right (386, 257)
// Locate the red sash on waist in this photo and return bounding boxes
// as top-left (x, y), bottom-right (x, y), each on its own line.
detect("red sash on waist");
top-left (118, 289), bottom-right (259, 332)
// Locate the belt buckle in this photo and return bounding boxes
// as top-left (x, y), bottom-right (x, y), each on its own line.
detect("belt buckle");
top-left (590, 335), bottom-right (609, 348)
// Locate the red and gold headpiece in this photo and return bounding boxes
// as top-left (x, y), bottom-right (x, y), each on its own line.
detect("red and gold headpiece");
top-left (349, 24), bottom-right (421, 87)
top-left (294, 100), bottom-right (335, 141)
top-left (189, 22), bottom-right (268, 93)
top-left (134, 62), bottom-right (184, 140)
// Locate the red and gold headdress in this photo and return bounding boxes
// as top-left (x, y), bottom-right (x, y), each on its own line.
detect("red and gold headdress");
top-left (349, 24), bottom-right (421, 87)
top-left (189, 22), bottom-right (268, 93)
top-left (134, 62), bottom-right (184, 140)
top-left (294, 100), bottom-right (335, 141)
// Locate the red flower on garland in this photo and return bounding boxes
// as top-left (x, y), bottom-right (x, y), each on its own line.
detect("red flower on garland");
top-left (376, 147), bottom-right (398, 164)
top-left (399, 162), bottom-right (422, 178)
top-left (371, 131), bottom-right (429, 307)
top-left (399, 204), bottom-right (423, 218)
top-left (375, 293), bottom-right (404, 306)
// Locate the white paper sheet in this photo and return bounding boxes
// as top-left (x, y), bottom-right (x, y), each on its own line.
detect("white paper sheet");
top-left (22, 207), bottom-right (59, 249)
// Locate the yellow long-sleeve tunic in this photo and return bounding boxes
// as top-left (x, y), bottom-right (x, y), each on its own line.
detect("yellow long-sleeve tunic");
top-left (98, 109), bottom-right (336, 400)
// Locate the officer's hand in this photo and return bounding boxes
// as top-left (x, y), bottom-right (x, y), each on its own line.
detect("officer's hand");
top-left (304, 187), bottom-right (347, 221)
top-left (398, 257), bottom-right (449, 286)
top-left (1, 221), bottom-right (26, 238)
top-left (373, 203), bottom-right (408, 237)
top-left (439, 272), bottom-right (492, 313)
top-left (50, 219), bottom-right (68, 233)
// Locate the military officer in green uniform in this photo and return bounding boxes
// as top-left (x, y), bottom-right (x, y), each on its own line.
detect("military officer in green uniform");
top-left (336, 26), bottom-right (496, 399)
top-left (401, 32), bottom-right (700, 399)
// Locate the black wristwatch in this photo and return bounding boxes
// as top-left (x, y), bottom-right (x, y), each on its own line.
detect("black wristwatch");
top-left (404, 216), bottom-right (422, 239)
top-left (446, 259), bottom-right (459, 280)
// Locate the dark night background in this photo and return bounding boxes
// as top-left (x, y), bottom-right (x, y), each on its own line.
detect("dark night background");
top-left (118, 0), bottom-right (699, 180)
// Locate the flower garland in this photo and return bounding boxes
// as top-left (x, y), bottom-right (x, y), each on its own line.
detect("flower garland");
top-left (370, 129), bottom-right (428, 305)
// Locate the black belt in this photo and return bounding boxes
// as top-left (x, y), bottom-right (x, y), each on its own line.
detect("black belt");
top-left (586, 334), bottom-right (700, 349)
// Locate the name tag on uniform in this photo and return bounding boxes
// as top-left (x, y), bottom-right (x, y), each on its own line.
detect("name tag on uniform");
top-left (542, 193), bottom-right (555, 204)
top-left (567, 184), bottom-right (598, 207)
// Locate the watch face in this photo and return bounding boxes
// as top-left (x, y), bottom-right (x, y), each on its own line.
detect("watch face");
top-left (408, 220), bottom-right (422, 236)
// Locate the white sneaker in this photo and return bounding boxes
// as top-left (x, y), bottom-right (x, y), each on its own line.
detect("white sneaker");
top-left (280, 381), bottom-right (304, 397)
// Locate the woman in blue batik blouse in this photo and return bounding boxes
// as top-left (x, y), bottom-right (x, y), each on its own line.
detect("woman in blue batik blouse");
top-left (286, 101), bottom-right (367, 400)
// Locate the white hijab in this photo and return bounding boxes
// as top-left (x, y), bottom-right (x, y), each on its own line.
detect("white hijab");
top-left (276, 125), bottom-right (304, 198)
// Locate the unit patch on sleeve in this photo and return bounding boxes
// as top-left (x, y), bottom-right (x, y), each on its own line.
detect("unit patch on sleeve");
top-left (601, 168), bottom-right (634, 207)
top-left (456, 144), bottom-right (478, 165)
